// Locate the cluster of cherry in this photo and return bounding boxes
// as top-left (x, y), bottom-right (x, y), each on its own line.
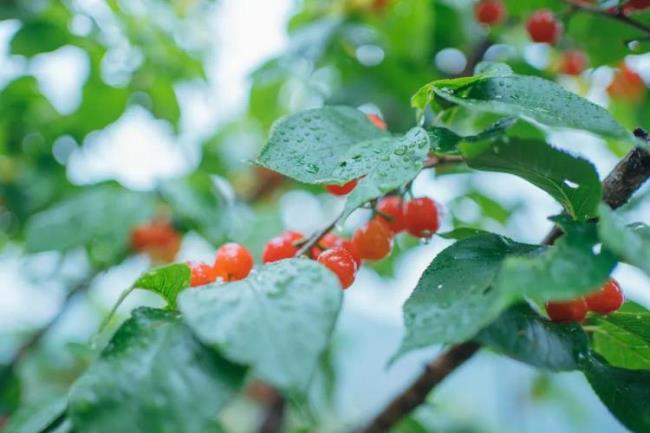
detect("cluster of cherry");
top-left (546, 279), bottom-right (625, 323)
top-left (474, 0), bottom-right (646, 102)
top-left (261, 194), bottom-right (441, 289)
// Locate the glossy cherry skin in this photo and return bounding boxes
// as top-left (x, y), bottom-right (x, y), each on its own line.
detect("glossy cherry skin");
top-left (352, 218), bottom-right (393, 261)
top-left (585, 279), bottom-right (624, 315)
top-left (318, 247), bottom-right (358, 289)
top-left (213, 243), bottom-right (254, 281)
top-left (546, 298), bottom-right (588, 323)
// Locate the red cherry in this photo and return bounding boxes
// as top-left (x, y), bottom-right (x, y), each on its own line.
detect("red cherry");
top-left (214, 243), bottom-right (254, 281)
top-left (526, 10), bottom-right (563, 44)
top-left (262, 231), bottom-right (304, 264)
top-left (130, 219), bottom-right (182, 263)
top-left (608, 62), bottom-right (646, 103)
top-left (546, 298), bottom-right (588, 323)
top-left (585, 279), bottom-right (624, 315)
top-left (318, 247), bottom-right (358, 289)
top-left (367, 113), bottom-right (387, 130)
top-left (622, 0), bottom-right (650, 13)
top-left (376, 196), bottom-right (407, 233)
top-left (311, 233), bottom-right (362, 267)
top-left (352, 218), bottom-right (393, 261)
top-left (475, 0), bottom-right (506, 25)
top-left (404, 197), bottom-right (440, 238)
top-left (187, 261), bottom-right (217, 287)
top-left (325, 179), bottom-right (358, 196)
top-left (371, 0), bottom-right (390, 13)
top-left (561, 50), bottom-right (587, 76)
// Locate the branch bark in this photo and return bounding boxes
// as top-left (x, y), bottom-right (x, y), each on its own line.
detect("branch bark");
top-left (358, 145), bottom-right (650, 433)
top-left (560, 0), bottom-right (650, 35)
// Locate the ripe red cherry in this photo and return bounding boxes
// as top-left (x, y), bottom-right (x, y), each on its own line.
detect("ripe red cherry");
top-left (262, 231), bottom-right (304, 264)
top-left (474, 0), bottom-right (506, 25)
top-left (187, 261), bottom-right (217, 287)
top-left (621, 0), bottom-right (650, 13)
top-left (404, 197), bottom-right (440, 238)
top-left (352, 218), bottom-right (393, 261)
top-left (608, 63), bottom-right (645, 103)
top-left (318, 247), bottom-right (358, 289)
top-left (311, 233), bottom-right (362, 267)
top-left (526, 10), bottom-right (563, 44)
top-left (325, 179), bottom-right (358, 196)
top-left (130, 219), bottom-right (182, 263)
top-left (585, 279), bottom-right (624, 315)
top-left (561, 50), bottom-right (587, 76)
top-left (546, 298), bottom-right (588, 323)
top-left (367, 113), bottom-right (387, 130)
top-left (376, 196), bottom-right (407, 233)
top-left (214, 243), bottom-right (254, 281)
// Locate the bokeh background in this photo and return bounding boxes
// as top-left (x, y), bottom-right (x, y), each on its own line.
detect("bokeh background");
top-left (1, 0), bottom-right (650, 432)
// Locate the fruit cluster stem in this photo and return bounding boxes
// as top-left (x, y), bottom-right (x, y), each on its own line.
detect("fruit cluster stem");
top-left (358, 145), bottom-right (650, 433)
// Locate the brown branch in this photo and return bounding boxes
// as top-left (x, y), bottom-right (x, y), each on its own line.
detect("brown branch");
top-left (560, 0), bottom-right (650, 36)
top-left (457, 37), bottom-right (493, 78)
top-left (257, 388), bottom-right (286, 433)
top-left (358, 145), bottom-right (650, 433)
top-left (359, 342), bottom-right (480, 433)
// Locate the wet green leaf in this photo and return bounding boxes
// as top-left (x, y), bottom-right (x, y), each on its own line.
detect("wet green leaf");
top-left (592, 303), bottom-right (650, 370)
top-left (4, 397), bottom-right (66, 433)
top-left (178, 259), bottom-right (342, 393)
top-left (132, 263), bottom-right (191, 307)
top-left (461, 138), bottom-right (602, 220)
top-left (479, 304), bottom-right (589, 371)
top-left (598, 204), bottom-right (650, 276)
top-left (69, 308), bottom-right (244, 433)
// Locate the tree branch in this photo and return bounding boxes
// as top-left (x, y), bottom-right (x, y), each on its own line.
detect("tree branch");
top-left (560, 0), bottom-right (650, 36)
top-left (358, 145), bottom-right (650, 433)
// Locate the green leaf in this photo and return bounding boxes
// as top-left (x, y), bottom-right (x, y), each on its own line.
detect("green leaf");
top-left (10, 20), bottom-right (72, 57)
top-left (68, 72), bottom-right (130, 140)
top-left (428, 117), bottom-right (517, 155)
top-left (69, 308), bottom-right (245, 433)
top-left (132, 263), bottom-right (191, 307)
top-left (24, 185), bottom-right (155, 260)
top-left (414, 75), bottom-right (630, 139)
top-left (592, 303), bottom-right (650, 370)
top-left (461, 138), bottom-right (602, 220)
top-left (336, 127), bottom-right (429, 216)
top-left (495, 217), bottom-right (617, 302)
top-left (0, 364), bottom-right (20, 417)
top-left (4, 397), bottom-right (66, 433)
top-left (160, 173), bottom-right (226, 245)
top-left (178, 259), bottom-right (342, 393)
top-left (598, 204), bottom-right (650, 276)
top-left (400, 234), bottom-right (537, 353)
top-left (583, 355), bottom-right (650, 433)
top-left (478, 304), bottom-right (589, 371)
top-left (256, 106), bottom-right (388, 184)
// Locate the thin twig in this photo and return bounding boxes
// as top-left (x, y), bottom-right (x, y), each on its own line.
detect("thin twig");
top-left (422, 155), bottom-right (465, 169)
top-left (295, 213), bottom-right (346, 257)
top-left (358, 145), bottom-right (650, 433)
top-left (560, 0), bottom-right (650, 36)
